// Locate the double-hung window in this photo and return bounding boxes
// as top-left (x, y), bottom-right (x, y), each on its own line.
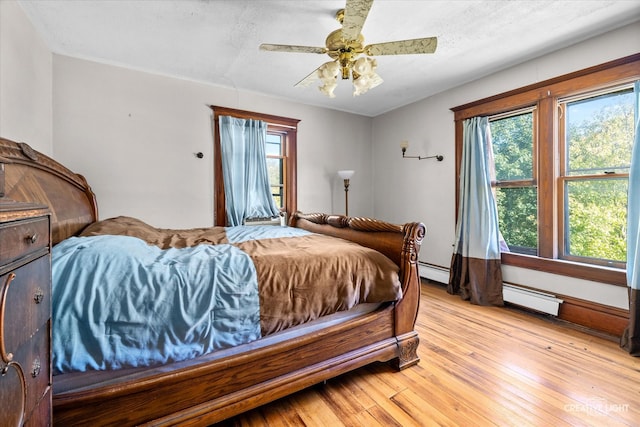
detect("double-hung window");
top-left (453, 54), bottom-right (639, 285)
top-left (559, 86), bottom-right (634, 269)
top-left (490, 108), bottom-right (538, 256)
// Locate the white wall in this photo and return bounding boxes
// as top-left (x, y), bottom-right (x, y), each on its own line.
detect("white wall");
top-left (52, 55), bottom-right (373, 228)
top-left (372, 22), bottom-right (640, 309)
top-left (0, 0), bottom-right (52, 153)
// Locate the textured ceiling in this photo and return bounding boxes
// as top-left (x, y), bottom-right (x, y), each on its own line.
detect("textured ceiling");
top-left (17, 0), bottom-right (640, 117)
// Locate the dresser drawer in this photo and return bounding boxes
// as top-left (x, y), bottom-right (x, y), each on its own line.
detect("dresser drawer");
top-left (1, 255), bottom-right (51, 352)
top-left (0, 216), bottom-right (49, 266)
top-left (0, 361), bottom-right (27, 426)
top-left (14, 323), bottom-right (51, 424)
top-left (24, 386), bottom-right (51, 427)
top-left (0, 204), bottom-right (52, 426)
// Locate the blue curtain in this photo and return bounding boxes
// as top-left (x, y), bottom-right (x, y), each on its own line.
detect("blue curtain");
top-left (219, 116), bottom-right (280, 226)
top-left (448, 116), bottom-right (504, 305)
top-left (622, 81), bottom-right (640, 355)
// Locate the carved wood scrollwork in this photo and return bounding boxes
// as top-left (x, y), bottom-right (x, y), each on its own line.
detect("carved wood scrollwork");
top-left (393, 333), bottom-right (420, 370)
top-left (294, 211), bottom-right (404, 233)
top-left (402, 222), bottom-right (425, 264)
top-left (326, 215), bottom-right (349, 228)
top-left (17, 142), bottom-right (38, 162)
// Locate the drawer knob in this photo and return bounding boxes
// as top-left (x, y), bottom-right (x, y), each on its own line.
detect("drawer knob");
top-left (26, 234), bottom-right (38, 244)
top-left (31, 357), bottom-right (41, 378)
top-left (34, 288), bottom-right (44, 304)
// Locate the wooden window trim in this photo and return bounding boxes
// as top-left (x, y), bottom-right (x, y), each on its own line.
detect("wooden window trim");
top-left (210, 106), bottom-right (300, 226)
top-left (451, 53), bottom-right (639, 287)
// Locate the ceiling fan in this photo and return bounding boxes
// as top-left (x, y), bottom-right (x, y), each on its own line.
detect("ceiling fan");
top-left (259, 0), bottom-right (437, 98)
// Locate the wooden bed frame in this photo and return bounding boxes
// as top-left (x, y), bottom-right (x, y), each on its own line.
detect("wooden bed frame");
top-left (0, 137), bottom-right (425, 426)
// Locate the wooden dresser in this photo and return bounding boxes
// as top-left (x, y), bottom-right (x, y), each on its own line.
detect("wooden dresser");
top-left (0, 195), bottom-right (51, 426)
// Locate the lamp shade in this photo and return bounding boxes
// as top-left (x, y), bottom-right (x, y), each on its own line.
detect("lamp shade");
top-left (337, 170), bottom-right (355, 180)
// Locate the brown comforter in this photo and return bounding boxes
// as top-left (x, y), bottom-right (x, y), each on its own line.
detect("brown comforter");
top-left (79, 216), bottom-right (402, 335)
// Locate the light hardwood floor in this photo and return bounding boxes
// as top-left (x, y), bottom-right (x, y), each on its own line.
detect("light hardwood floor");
top-left (216, 281), bottom-right (639, 426)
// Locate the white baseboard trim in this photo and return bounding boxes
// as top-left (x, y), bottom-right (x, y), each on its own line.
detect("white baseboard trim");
top-left (418, 262), bottom-right (449, 284)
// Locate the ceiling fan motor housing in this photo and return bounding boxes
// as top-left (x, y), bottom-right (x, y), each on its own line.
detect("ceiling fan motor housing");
top-left (326, 29), bottom-right (366, 80)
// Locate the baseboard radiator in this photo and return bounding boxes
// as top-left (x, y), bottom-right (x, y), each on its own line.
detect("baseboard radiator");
top-left (502, 283), bottom-right (563, 316)
top-left (418, 262), bottom-right (563, 316)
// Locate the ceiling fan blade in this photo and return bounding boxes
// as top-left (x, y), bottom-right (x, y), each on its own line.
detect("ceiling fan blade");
top-left (260, 44), bottom-right (328, 54)
top-left (365, 37), bottom-right (438, 56)
top-left (342, 0), bottom-right (374, 41)
top-left (294, 66), bottom-right (322, 88)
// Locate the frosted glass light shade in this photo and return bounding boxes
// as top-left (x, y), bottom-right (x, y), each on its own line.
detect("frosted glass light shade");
top-left (337, 170), bottom-right (355, 180)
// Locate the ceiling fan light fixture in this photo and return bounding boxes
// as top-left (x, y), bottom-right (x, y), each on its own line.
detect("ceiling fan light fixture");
top-left (313, 56), bottom-right (382, 98)
top-left (353, 56), bottom-right (373, 75)
top-left (317, 61), bottom-right (340, 98)
top-left (318, 61), bottom-right (340, 79)
top-left (352, 75), bottom-right (370, 96)
top-left (319, 80), bottom-right (338, 98)
top-left (351, 56), bottom-right (381, 96)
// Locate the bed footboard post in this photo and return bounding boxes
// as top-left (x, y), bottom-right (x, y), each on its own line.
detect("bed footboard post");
top-left (391, 221), bottom-right (425, 370)
top-left (393, 332), bottom-right (420, 370)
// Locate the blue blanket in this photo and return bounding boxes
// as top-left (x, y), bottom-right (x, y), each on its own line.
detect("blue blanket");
top-left (52, 235), bottom-right (260, 374)
top-left (224, 224), bottom-right (311, 243)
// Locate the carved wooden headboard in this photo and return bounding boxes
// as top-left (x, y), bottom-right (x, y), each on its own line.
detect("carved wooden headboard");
top-left (0, 138), bottom-right (98, 244)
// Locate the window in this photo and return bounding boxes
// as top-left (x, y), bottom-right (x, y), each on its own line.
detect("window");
top-left (559, 87), bottom-right (634, 269)
top-left (452, 54), bottom-right (639, 286)
top-left (265, 132), bottom-right (285, 209)
top-left (210, 106), bottom-right (299, 226)
top-left (490, 109), bottom-right (538, 256)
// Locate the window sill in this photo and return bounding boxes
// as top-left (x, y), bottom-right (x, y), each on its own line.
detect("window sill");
top-left (501, 252), bottom-right (626, 287)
